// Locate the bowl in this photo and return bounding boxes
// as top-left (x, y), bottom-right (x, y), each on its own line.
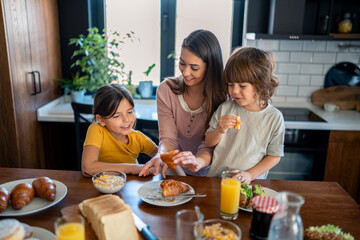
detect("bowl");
top-left (92, 171), bottom-right (126, 194)
top-left (194, 219), bottom-right (241, 240)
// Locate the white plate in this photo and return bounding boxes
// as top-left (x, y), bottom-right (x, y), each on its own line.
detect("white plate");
top-left (32, 226), bottom-right (56, 240)
top-left (239, 186), bottom-right (278, 212)
top-left (138, 180), bottom-right (195, 207)
top-left (0, 178), bottom-right (67, 216)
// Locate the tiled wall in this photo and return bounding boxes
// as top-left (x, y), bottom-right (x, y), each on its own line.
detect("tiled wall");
top-left (245, 39), bottom-right (360, 103)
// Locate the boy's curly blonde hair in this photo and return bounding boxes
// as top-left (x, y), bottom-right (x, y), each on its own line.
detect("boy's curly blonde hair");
top-left (223, 47), bottom-right (279, 108)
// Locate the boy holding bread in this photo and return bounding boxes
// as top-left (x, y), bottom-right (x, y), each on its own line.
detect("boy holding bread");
top-left (204, 47), bottom-right (285, 183)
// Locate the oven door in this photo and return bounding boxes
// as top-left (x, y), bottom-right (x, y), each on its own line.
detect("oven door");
top-left (268, 129), bottom-right (329, 181)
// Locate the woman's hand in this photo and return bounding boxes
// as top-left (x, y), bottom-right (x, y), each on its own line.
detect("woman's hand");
top-left (173, 151), bottom-right (202, 172)
top-left (217, 115), bottom-right (237, 133)
top-left (139, 156), bottom-right (168, 178)
top-left (233, 170), bottom-right (252, 184)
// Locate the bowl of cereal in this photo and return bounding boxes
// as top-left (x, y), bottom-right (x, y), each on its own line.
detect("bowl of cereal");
top-left (92, 171), bottom-right (126, 194)
top-left (194, 219), bottom-right (241, 240)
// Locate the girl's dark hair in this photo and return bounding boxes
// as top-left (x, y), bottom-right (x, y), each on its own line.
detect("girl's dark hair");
top-left (224, 47), bottom-right (279, 108)
top-left (166, 29), bottom-right (227, 127)
top-left (93, 84), bottom-right (134, 120)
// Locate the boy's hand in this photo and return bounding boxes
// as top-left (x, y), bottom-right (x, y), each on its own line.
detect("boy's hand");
top-left (217, 115), bottom-right (237, 133)
top-left (233, 170), bottom-right (252, 184)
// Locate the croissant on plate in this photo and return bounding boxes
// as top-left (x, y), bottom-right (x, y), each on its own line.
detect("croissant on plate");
top-left (11, 183), bottom-right (35, 210)
top-left (32, 177), bottom-right (56, 201)
top-left (160, 179), bottom-right (190, 197)
top-left (0, 186), bottom-right (10, 212)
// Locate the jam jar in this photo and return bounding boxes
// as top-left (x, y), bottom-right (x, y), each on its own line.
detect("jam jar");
top-left (250, 195), bottom-right (279, 240)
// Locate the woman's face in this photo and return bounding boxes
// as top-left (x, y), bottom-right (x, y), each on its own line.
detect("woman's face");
top-left (179, 48), bottom-right (207, 88)
top-left (96, 99), bottom-right (135, 139)
top-left (228, 82), bottom-right (261, 111)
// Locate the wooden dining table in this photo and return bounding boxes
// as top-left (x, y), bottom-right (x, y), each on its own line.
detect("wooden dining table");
top-left (0, 167), bottom-right (359, 239)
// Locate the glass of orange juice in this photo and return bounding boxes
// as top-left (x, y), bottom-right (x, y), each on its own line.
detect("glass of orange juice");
top-left (55, 214), bottom-right (85, 240)
top-left (220, 170), bottom-right (241, 220)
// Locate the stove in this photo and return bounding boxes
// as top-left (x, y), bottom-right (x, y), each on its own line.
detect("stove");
top-left (277, 107), bottom-right (326, 122)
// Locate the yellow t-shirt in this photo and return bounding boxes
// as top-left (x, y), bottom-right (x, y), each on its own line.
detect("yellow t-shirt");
top-left (83, 123), bottom-right (157, 163)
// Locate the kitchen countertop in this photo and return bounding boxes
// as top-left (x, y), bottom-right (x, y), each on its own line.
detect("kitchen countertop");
top-left (37, 96), bottom-right (360, 131)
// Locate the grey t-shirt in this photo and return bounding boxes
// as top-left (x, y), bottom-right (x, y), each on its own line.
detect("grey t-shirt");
top-left (206, 100), bottom-right (285, 178)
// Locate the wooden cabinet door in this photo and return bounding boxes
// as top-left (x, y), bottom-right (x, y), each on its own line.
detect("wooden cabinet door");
top-left (324, 131), bottom-right (360, 204)
top-left (26, 0), bottom-right (62, 108)
top-left (0, 0), bottom-right (61, 168)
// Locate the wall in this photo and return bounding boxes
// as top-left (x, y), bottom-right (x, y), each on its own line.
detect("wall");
top-left (245, 39), bottom-right (360, 104)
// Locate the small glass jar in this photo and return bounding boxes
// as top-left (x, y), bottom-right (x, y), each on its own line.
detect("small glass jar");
top-left (250, 195), bottom-right (279, 240)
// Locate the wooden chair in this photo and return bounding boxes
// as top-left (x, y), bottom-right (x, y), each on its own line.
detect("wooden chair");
top-left (71, 102), bottom-right (93, 170)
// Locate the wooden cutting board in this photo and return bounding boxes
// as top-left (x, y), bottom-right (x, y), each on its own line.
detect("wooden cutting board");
top-left (311, 85), bottom-right (360, 111)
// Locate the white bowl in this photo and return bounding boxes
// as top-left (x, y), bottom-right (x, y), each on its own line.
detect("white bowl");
top-left (92, 171), bottom-right (126, 194)
top-left (194, 219), bottom-right (241, 240)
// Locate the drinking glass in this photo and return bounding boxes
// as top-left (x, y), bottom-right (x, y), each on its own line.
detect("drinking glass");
top-left (220, 170), bottom-right (241, 220)
top-left (176, 209), bottom-right (204, 240)
top-left (55, 214), bottom-right (85, 240)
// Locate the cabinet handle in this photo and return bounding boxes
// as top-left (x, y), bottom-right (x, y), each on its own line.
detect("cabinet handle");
top-left (29, 72), bottom-right (37, 95)
top-left (29, 71), bottom-right (41, 95)
top-left (34, 71), bottom-right (41, 94)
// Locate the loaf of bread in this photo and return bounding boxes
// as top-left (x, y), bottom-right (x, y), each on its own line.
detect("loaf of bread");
top-left (79, 194), bottom-right (138, 240)
top-left (0, 186), bottom-right (10, 212)
top-left (0, 219), bottom-right (25, 240)
top-left (32, 177), bottom-right (56, 201)
top-left (10, 183), bottom-right (35, 210)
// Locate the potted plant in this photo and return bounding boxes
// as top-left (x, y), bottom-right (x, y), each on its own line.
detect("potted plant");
top-left (139, 64), bottom-right (156, 98)
top-left (56, 72), bottom-right (89, 102)
top-left (69, 27), bottom-right (137, 92)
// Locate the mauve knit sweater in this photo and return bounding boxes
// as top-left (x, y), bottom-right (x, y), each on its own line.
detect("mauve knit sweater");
top-left (156, 78), bottom-right (212, 176)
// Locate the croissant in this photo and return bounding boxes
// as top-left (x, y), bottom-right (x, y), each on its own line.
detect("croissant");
top-left (160, 150), bottom-right (179, 170)
top-left (32, 177), bottom-right (56, 201)
top-left (233, 114), bottom-right (242, 129)
top-left (160, 179), bottom-right (190, 197)
top-left (0, 186), bottom-right (10, 212)
top-left (11, 183), bottom-right (35, 210)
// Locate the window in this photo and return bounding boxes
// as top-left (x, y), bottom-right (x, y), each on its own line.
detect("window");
top-left (106, 0), bottom-right (236, 86)
top-left (106, 0), bottom-right (161, 86)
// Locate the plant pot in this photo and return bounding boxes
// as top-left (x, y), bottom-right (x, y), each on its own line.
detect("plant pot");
top-left (71, 90), bottom-right (85, 103)
top-left (139, 81), bottom-right (153, 98)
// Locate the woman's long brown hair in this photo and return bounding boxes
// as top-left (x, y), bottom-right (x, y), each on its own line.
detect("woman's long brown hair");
top-left (166, 29), bottom-right (227, 128)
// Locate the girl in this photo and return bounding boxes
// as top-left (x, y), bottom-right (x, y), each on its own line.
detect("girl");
top-left (139, 29), bottom-right (227, 177)
top-left (82, 84), bottom-right (158, 175)
top-left (205, 47), bottom-right (285, 184)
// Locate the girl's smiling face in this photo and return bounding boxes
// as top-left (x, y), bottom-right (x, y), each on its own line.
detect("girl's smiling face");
top-left (96, 98), bottom-right (135, 139)
top-left (228, 82), bottom-right (262, 111)
top-left (179, 48), bottom-right (207, 87)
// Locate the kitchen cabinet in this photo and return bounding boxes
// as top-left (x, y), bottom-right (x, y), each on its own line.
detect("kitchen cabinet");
top-left (0, 0), bottom-right (62, 168)
top-left (324, 131), bottom-right (360, 204)
top-left (244, 0), bottom-right (360, 40)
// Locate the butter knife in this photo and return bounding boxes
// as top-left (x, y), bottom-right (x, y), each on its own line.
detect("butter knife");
top-left (145, 193), bottom-right (207, 200)
top-left (132, 212), bottom-right (159, 240)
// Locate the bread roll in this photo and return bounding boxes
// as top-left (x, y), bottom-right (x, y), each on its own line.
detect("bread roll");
top-left (10, 183), bottom-right (35, 210)
top-left (0, 186), bottom-right (10, 212)
top-left (0, 219), bottom-right (25, 240)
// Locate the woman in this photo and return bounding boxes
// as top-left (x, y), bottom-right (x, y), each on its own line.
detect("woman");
top-left (139, 29), bottom-right (227, 177)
